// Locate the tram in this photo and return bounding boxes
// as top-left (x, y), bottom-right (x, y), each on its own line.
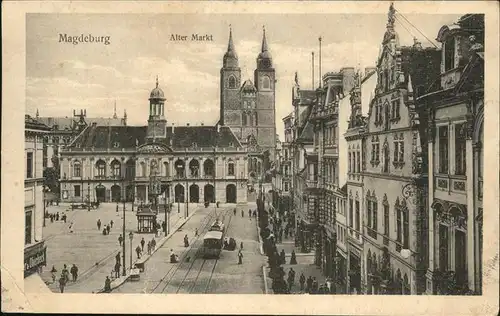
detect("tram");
top-left (202, 230), bottom-right (224, 258)
top-left (209, 219), bottom-right (225, 233)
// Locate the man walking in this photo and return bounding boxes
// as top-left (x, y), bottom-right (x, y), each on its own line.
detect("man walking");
top-left (241, 209), bottom-right (244, 217)
top-left (70, 264), bottom-right (78, 282)
top-left (135, 245), bottom-right (141, 259)
top-left (233, 208), bottom-right (236, 216)
top-left (299, 273), bottom-right (306, 292)
top-left (118, 234), bottom-right (123, 247)
top-left (140, 237), bottom-right (145, 252)
top-left (104, 276), bottom-right (111, 293)
top-left (106, 224), bottom-right (111, 235)
top-left (238, 250), bottom-right (243, 264)
top-left (110, 220), bottom-right (114, 228)
top-left (287, 268), bottom-right (296, 292)
top-left (248, 209), bottom-right (251, 218)
top-left (59, 273), bottom-right (66, 293)
top-left (306, 276), bottom-right (313, 293)
top-left (97, 219), bottom-right (101, 230)
top-left (114, 261), bottom-right (121, 278)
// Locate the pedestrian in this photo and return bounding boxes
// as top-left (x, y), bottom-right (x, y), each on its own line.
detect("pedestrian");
top-left (70, 264), bottom-right (78, 282)
top-left (238, 250), bottom-right (243, 264)
top-left (97, 219), bottom-right (101, 230)
top-left (241, 209), bottom-right (244, 217)
top-left (299, 273), bottom-right (306, 292)
top-left (306, 276), bottom-right (313, 293)
top-left (184, 234), bottom-right (189, 247)
top-left (312, 277), bottom-right (318, 293)
top-left (106, 224), bottom-right (110, 235)
top-left (104, 276), bottom-right (111, 293)
top-left (69, 222), bottom-right (74, 233)
top-left (62, 264), bottom-right (70, 283)
top-left (59, 273), bottom-right (66, 293)
top-left (50, 266), bottom-right (57, 283)
top-left (135, 245), bottom-right (141, 259)
top-left (240, 241), bottom-right (243, 250)
top-left (248, 209), bottom-right (251, 217)
top-left (290, 250), bottom-right (297, 265)
top-left (110, 220), bottom-right (114, 228)
top-left (114, 261), bottom-right (121, 278)
top-left (195, 228), bottom-right (198, 237)
top-left (118, 234), bottom-right (123, 247)
top-left (280, 249), bottom-right (286, 264)
top-left (63, 214), bottom-right (67, 223)
top-left (50, 214), bottom-right (54, 223)
top-left (288, 268), bottom-right (295, 291)
top-left (147, 241), bottom-right (151, 255)
top-left (115, 252), bottom-right (121, 265)
top-left (162, 221), bottom-right (166, 234)
top-left (116, 204), bottom-right (119, 213)
top-left (103, 228), bottom-right (107, 236)
top-left (233, 208), bottom-right (236, 216)
top-left (56, 212), bottom-right (59, 221)
top-left (151, 238), bottom-right (156, 251)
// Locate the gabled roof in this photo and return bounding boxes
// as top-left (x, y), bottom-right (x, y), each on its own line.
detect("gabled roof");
top-left (38, 116), bottom-right (124, 131)
top-left (25, 115), bottom-right (51, 131)
top-left (68, 124), bottom-right (242, 150)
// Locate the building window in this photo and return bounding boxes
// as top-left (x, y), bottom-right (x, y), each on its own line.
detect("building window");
top-left (349, 198), bottom-right (353, 229)
top-left (455, 229), bottom-right (467, 286)
top-left (355, 199), bottom-right (360, 238)
top-left (348, 152), bottom-right (352, 173)
top-left (391, 99), bottom-right (400, 120)
top-left (112, 161), bottom-right (121, 177)
top-left (371, 136), bottom-right (380, 165)
top-left (262, 76), bottom-right (271, 90)
top-left (356, 151), bottom-right (360, 173)
top-left (438, 224), bottom-right (449, 271)
top-left (444, 37), bottom-right (456, 72)
top-left (228, 75), bottom-right (236, 89)
top-left (242, 113), bottom-right (247, 126)
top-left (254, 113), bottom-right (258, 126)
top-left (228, 161), bottom-right (235, 176)
top-left (26, 152), bottom-right (33, 179)
top-left (43, 145), bottom-right (48, 168)
top-left (396, 200), bottom-right (402, 252)
top-left (25, 211), bottom-right (32, 245)
top-left (74, 185), bottom-right (81, 197)
top-left (383, 201), bottom-right (390, 246)
top-left (383, 142), bottom-right (390, 173)
top-left (455, 123), bottom-right (466, 175)
top-left (403, 205), bottom-right (409, 249)
top-left (438, 126), bottom-right (449, 174)
top-left (73, 161), bottom-right (81, 177)
top-left (284, 182), bottom-right (289, 192)
top-left (96, 160), bottom-right (106, 178)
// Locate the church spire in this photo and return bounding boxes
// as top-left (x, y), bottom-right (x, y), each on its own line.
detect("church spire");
top-left (261, 26), bottom-right (268, 52)
top-left (223, 25), bottom-right (238, 68)
top-left (36, 108), bottom-right (39, 118)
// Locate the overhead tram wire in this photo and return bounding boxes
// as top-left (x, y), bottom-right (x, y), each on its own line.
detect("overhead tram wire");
top-left (394, 10), bottom-right (439, 48)
top-left (394, 14), bottom-right (417, 40)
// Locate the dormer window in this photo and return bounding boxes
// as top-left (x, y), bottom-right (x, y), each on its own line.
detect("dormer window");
top-left (444, 37), bottom-right (456, 71)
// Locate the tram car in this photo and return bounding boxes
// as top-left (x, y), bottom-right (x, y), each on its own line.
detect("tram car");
top-left (209, 219), bottom-right (225, 234)
top-left (202, 230), bottom-right (224, 258)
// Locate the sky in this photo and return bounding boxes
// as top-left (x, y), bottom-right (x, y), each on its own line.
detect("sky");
top-left (26, 12), bottom-right (462, 140)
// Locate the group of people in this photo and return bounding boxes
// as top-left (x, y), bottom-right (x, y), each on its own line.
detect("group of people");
top-left (135, 237), bottom-right (157, 259)
top-left (233, 208), bottom-right (257, 218)
top-left (97, 218), bottom-right (114, 236)
top-left (51, 263), bottom-right (79, 293)
top-left (48, 212), bottom-right (67, 223)
top-left (278, 249), bottom-right (297, 265)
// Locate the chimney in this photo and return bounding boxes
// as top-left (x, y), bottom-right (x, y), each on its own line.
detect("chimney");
top-left (186, 123), bottom-right (190, 127)
top-left (84, 109), bottom-right (87, 117)
top-left (172, 123), bottom-right (175, 133)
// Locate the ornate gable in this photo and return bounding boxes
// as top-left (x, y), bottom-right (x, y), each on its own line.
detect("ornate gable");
top-left (137, 142), bottom-right (172, 154)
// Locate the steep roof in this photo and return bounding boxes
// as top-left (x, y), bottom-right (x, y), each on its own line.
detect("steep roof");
top-left (68, 124), bottom-right (241, 150)
top-left (25, 115), bottom-right (51, 131)
top-left (38, 116), bottom-right (124, 131)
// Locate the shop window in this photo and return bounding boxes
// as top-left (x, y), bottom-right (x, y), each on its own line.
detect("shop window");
top-left (438, 126), bottom-right (449, 174)
top-left (455, 123), bottom-right (466, 175)
top-left (25, 211), bottom-right (33, 245)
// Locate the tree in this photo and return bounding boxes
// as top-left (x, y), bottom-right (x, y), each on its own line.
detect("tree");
top-left (43, 167), bottom-right (60, 194)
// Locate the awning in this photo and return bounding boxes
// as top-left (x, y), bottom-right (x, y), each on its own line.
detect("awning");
top-left (24, 273), bottom-right (52, 294)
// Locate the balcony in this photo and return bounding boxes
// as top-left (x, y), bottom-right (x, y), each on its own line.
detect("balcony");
top-left (311, 104), bottom-right (338, 120)
top-left (367, 227), bottom-right (377, 240)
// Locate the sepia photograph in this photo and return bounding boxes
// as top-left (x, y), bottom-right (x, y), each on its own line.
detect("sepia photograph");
top-left (2, 1), bottom-right (499, 314)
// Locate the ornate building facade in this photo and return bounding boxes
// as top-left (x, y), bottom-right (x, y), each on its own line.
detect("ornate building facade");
top-left (59, 79), bottom-right (248, 206)
top-left (219, 27), bottom-right (277, 175)
top-left (353, 3), bottom-right (441, 295)
top-left (418, 14), bottom-right (484, 295)
top-left (24, 115), bottom-right (51, 282)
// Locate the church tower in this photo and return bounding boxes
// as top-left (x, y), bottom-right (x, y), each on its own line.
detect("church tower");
top-left (220, 26), bottom-right (242, 138)
top-left (254, 27), bottom-right (277, 160)
top-left (146, 77), bottom-right (168, 140)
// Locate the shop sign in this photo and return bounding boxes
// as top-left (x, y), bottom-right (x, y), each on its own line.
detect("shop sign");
top-left (24, 245), bottom-right (46, 277)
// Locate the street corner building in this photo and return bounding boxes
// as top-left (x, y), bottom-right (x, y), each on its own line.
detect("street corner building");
top-left (58, 79), bottom-right (249, 206)
top-left (277, 4), bottom-right (484, 296)
top-left (24, 115), bottom-right (51, 291)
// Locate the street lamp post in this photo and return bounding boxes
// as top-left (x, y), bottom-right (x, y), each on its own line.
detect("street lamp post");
top-left (185, 155), bottom-right (189, 219)
top-left (128, 231), bottom-right (133, 269)
top-left (87, 179), bottom-right (91, 212)
top-left (42, 184), bottom-right (46, 227)
top-left (122, 195), bottom-right (126, 276)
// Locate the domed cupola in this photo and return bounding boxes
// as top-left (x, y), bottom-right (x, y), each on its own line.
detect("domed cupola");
top-left (223, 26), bottom-right (239, 68)
top-left (257, 27), bottom-right (273, 69)
top-left (149, 77), bottom-right (166, 101)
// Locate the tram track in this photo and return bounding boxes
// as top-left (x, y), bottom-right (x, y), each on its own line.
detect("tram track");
top-left (149, 208), bottom-right (220, 294)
